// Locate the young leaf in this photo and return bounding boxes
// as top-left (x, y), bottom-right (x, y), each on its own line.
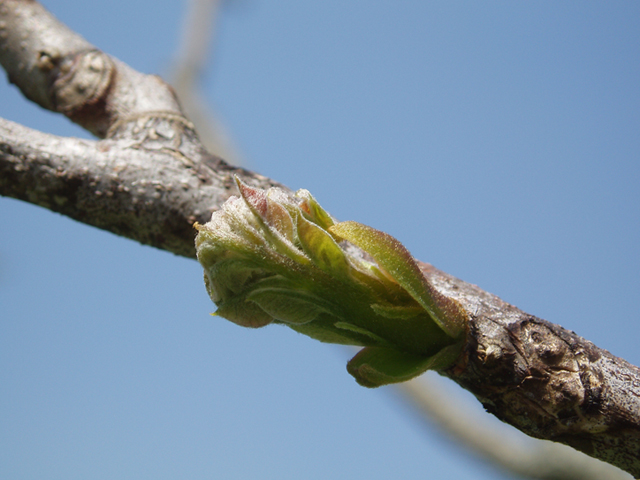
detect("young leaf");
top-left (296, 214), bottom-right (351, 278)
top-left (236, 177), bottom-right (268, 218)
top-left (334, 322), bottom-right (390, 345)
top-left (296, 189), bottom-right (335, 229)
top-left (215, 296), bottom-right (274, 328)
top-left (247, 288), bottom-right (329, 325)
top-left (329, 221), bottom-right (466, 338)
top-left (195, 180), bottom-right (469, 387)
top-left (370, 303), bottom-right (425, 320)
top-left (346, 343), bottom-right (464, 388)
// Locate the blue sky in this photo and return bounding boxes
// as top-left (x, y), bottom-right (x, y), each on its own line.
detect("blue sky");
top-left (1, 2), bottom-right (639, 479)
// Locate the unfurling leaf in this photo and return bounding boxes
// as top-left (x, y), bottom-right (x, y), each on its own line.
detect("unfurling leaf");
top-left (247, 289), bottom-right (329, 325)
top-left (329, 221), bottom-right (467, 338)
top-left (347, 343), bottom-right (464, 388)
top-left (195, 177), bottom-right (468, 387)
top-left (296, 214), bottom-right (350, 278)
top-left (214, 296), bottom-right (274, 328)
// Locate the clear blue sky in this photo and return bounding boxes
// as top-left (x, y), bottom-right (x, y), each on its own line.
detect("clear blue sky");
top-left (1, 2), bottom-right (639, 479)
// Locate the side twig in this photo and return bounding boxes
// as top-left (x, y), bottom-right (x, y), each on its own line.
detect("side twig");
top-left (171, 0), bottom-right (243, 164)
top-left (400, 374), bottom-right (632, 480)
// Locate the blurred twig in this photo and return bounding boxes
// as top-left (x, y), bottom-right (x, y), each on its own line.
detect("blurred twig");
top-left (172, 0), bottom-right (243, 165)
top-left (398, 373), bottom-right (632, 480)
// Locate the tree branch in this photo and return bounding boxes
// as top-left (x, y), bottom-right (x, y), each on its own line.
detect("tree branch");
top-left (0, 116), bottom-right (276, 257)
top-left (0, 0), bottom-right (280, 257)
top-left (423, 263), bottom-right (640, 476)
top-left (0, 0), bottom-right (182, 137)
top-left (1, 1), bottom-right (639, 477)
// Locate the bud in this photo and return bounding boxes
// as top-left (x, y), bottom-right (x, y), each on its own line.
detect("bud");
top-left (195, 177), bottom-right (467, 386)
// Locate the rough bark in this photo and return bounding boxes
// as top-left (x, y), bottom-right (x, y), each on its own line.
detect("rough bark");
top-left (0, 117), bottom-right (279, 257)
top-left (1, 1), bottom-right (638, 477)
top-left (423, 264), bottom-right (640, 476)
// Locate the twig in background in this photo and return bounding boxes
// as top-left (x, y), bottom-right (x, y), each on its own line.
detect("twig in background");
top-left (172, 0), bottom-right (244, 165)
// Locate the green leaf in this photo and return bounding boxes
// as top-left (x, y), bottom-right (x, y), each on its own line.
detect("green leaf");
top-left (329, 221), bottom-right (466, 338)
top-left (297, 214), bottom-right (351, 278)
top-left (334, 322), bottom-right (390, 345)
top-left (247, 288), bottom-right (329, 325)
top-left (196, 181), bottom-right (469, 388)
top-left (288, 321), bottom-right (369, 346)
top-left (296, 189), bottom-right (335, 229)
top-left (215, 296), bottom-right (274, 328)
top-left (346, 343), bottom-right (464, 388)
top-left (370, 303), bottom-right (425, 319)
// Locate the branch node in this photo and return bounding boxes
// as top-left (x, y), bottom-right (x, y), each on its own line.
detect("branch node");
top-left (106, 111), bottom-right (195, 140)
top-left (51, 49), bottom-right (113, 115)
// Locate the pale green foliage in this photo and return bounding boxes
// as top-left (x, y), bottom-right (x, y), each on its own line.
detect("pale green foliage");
top-left (195, 178), bottom-right (467, 386)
